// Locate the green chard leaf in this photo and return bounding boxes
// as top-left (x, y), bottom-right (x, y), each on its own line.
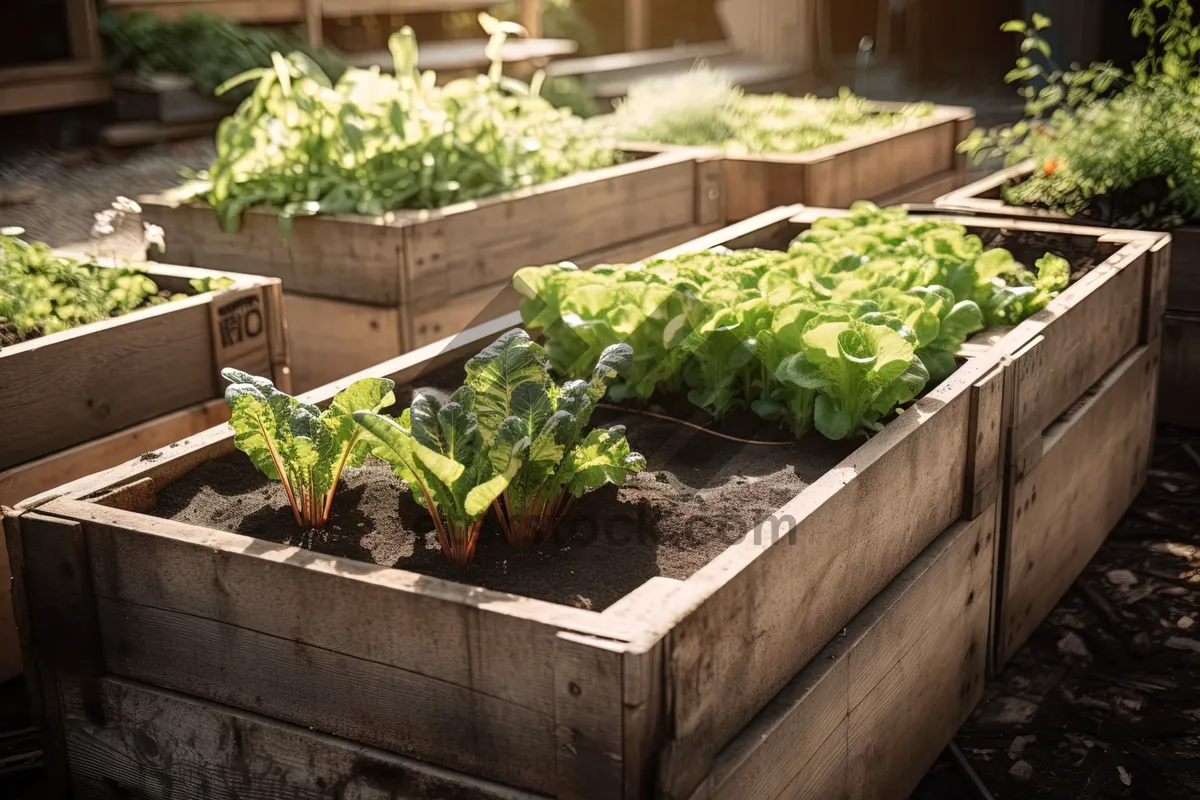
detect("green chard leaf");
top-left (223, 369), bottom-right (395, 527)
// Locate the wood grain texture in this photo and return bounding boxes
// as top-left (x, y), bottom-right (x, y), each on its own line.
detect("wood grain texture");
top-left (97, 597), bottom-right (557, 791)
top-left (401, 155), bottom-right (700, 304)
top-left (686, 508), bottom-right (995, 800)
top-left (657, 368), bottom-right (975, 799)
top-left (144, 201), bottom-right (407, 306)
top-left (1005, 240), bottom-right (1150, 463)
top-left (0, 514), bottom-right (23, 682)
top-left (1001, 344), bottom-right (1159, 663)
top-left (0, 399), bottom-right (228, 508)
top-left (554, 632), bottom-right (626, 799)
top-left (1160, 313), bottom-right (1200, 429)
top-left (0, 264), bottom-right (282, 471)
top-left (0, 298), bottom-right (214, 470)
top-left (965, 363), bottom-right (1008, 520)
top-left (283, 293), bottom-right (403, 392)
top-left (61, 676), bottom-right (547, 800)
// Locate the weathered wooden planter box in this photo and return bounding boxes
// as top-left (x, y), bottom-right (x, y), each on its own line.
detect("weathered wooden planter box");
top-left (936, 159), bottom-right (1197, 430)
top-left (618, 103), bottom-right (976, 223)
top-left (5, 208), bottom-right (1165, 799)
top-left (141, 150), bottom-right (726, 392)
top-left (0, 259), bottom-right (289, 682)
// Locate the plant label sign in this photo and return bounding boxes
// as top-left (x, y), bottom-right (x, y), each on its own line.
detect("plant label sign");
top-left (209, 287), bottom-right (271, 378)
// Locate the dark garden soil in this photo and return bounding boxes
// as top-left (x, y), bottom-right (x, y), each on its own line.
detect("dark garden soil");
top-left (152, 397), bottom-right (856, 611)
top-left (912, 426), bottom-right (1200, 800)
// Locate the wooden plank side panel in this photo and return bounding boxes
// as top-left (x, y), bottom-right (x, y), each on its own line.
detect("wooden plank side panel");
top-left (811, 122), bottom-right (958, 209)
top-left (722, 159), bottom-right (806, 223)
top-left (554, 633), bottom-right (626, 799)
top-left (689, 509), bottom-right (995, 800)
top-left (96, 598), bottom-right (557, 792)
top-left (1009, 245), bottom-right (1148, 458)
top-left (1160, 313), bottom-right (1200, 429)
top-left (144, 201), bottom-right (407, 306)
top-left (1002, 344), bottom-right (1159, 663)
top-left (403, 159), bottom-right (700, 303)
top-left (0, 300), bottom-right (216, 470)
top-left (283, 293), bottom-right (403, 392)
top-left (660, 385), bottom-right (973, 799)
top-left (0, 399), bottom-right (228, 508)
top-left (62, 676), bottom-right (547, 800)
top-left (1168, 226), bottom-right (1200, 313)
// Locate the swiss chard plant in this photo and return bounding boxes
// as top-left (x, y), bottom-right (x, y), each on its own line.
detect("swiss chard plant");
top-left (516, 203), bottom-right (1071, 440)
top-left (463, 329), bottom-right (646, 548)
top-left (355, 388), bottom-right (522, 566)
top-left (223, 369), bottom-right (396, 527)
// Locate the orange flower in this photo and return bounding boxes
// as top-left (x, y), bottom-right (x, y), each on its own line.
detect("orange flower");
top-left (1043, 159), bottom-right (1063, 175)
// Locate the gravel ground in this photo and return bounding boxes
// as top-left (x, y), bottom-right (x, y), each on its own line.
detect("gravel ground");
top-left (0, 139), bottom-right (213, 257)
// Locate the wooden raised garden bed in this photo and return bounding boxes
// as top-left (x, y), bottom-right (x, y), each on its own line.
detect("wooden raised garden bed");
top-left (5, 207), bottom-right (1165, 799)
top-left (619, 103), bottom-right (976, 223)
top-left (935, 159), bottom-right (1197, 429)
top-left (0, 259), bottom-right (289, 683)
top-left (140, 150), bottom-right (726, 392)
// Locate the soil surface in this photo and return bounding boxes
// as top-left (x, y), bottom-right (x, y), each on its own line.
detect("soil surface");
top-left (912, 426), bottom-right (1200, 799)
top-left (153, 399), bottom-right (855, 610)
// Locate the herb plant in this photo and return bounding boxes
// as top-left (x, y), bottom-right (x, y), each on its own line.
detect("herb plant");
top-left (173, 21), bottom-right (616, 233)
top-left (606, 66), bottom-right (932, 155)
top-left (0, 228), bottom-right (182, 347)
top-left (960, 1), bottom-right (1200, 229)
top-left (517, 203), bottom-right (1069, 440)
top-left (464, 329), bottom-right (645, 548)
top-left (224, 369), bottom-right (396, 528)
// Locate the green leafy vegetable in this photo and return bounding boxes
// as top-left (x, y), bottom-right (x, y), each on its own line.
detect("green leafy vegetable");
top-left (463, 329), bottom-right (645, 548)
top-left (355, 388), bottom-right (522, 566)
top-left (960, 1), bottom-right (1200, 229)
top-left (178, 21), bottom-right (616, 233)
top-left (517, 203), bottom-right (1069, 440)
top-left (0, 228), bottom-right (184, 348)
top-left (223, 369), bottom-right (396, 527)
top-left (606, 66), bottom-right (932, 155)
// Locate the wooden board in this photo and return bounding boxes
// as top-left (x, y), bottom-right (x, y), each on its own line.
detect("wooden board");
top-left (284, 293), bottom-right (403, 392)
top-left (1160, 313), bottom-right (1200, 429)
top-left (619, 104), bottom-right (974, 222)
top-left (60, 676), bottom-right (545, 800)
top-left (684, 507), bottom-right (996, 800)
top-left (8, 209), bottom-right (1158, 799)
top-left (999, 344), bottom-right (1159, 664)
top-left (0, 265), bottom-right (285, 471)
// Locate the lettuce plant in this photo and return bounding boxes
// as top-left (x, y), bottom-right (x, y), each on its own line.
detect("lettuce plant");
top-left (776, 319), bottom-right (928, 440)
top-left (464, 329), bottom-right (645, 549)
top-left (516, 204), bottom-right (1063, 440)
top-left (355, 389), bottom-right (522, 566)
top-left (223, 369), bottom-right (396, 527)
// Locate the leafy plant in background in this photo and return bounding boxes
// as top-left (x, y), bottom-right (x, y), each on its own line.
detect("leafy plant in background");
top-left (0, 227), bottom-right (184, 347)
top-left (605, 65), bottom-right (932, 155)
top-left (960, 1), bottom-right (1200, 229)
top-left (516, 203), bottom-right (1070, 440)
top-left (355, 390), bottom-right (522, 566)
top-left (464, 329), bottom-right (644, 548)
top-left (170, 18), bottom-right (616, 233)
top-left (100, 11), bottom-right (346, 100)
top-left (223, 370), bottom-right (396, 528)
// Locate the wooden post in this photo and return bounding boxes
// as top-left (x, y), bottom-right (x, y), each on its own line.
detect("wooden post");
top-left (521, 0), bottom-right (542, 39)
top-left (626, 0), bottom-right (650, 51)
top-left (306, 0), bottom-right (324, 46)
